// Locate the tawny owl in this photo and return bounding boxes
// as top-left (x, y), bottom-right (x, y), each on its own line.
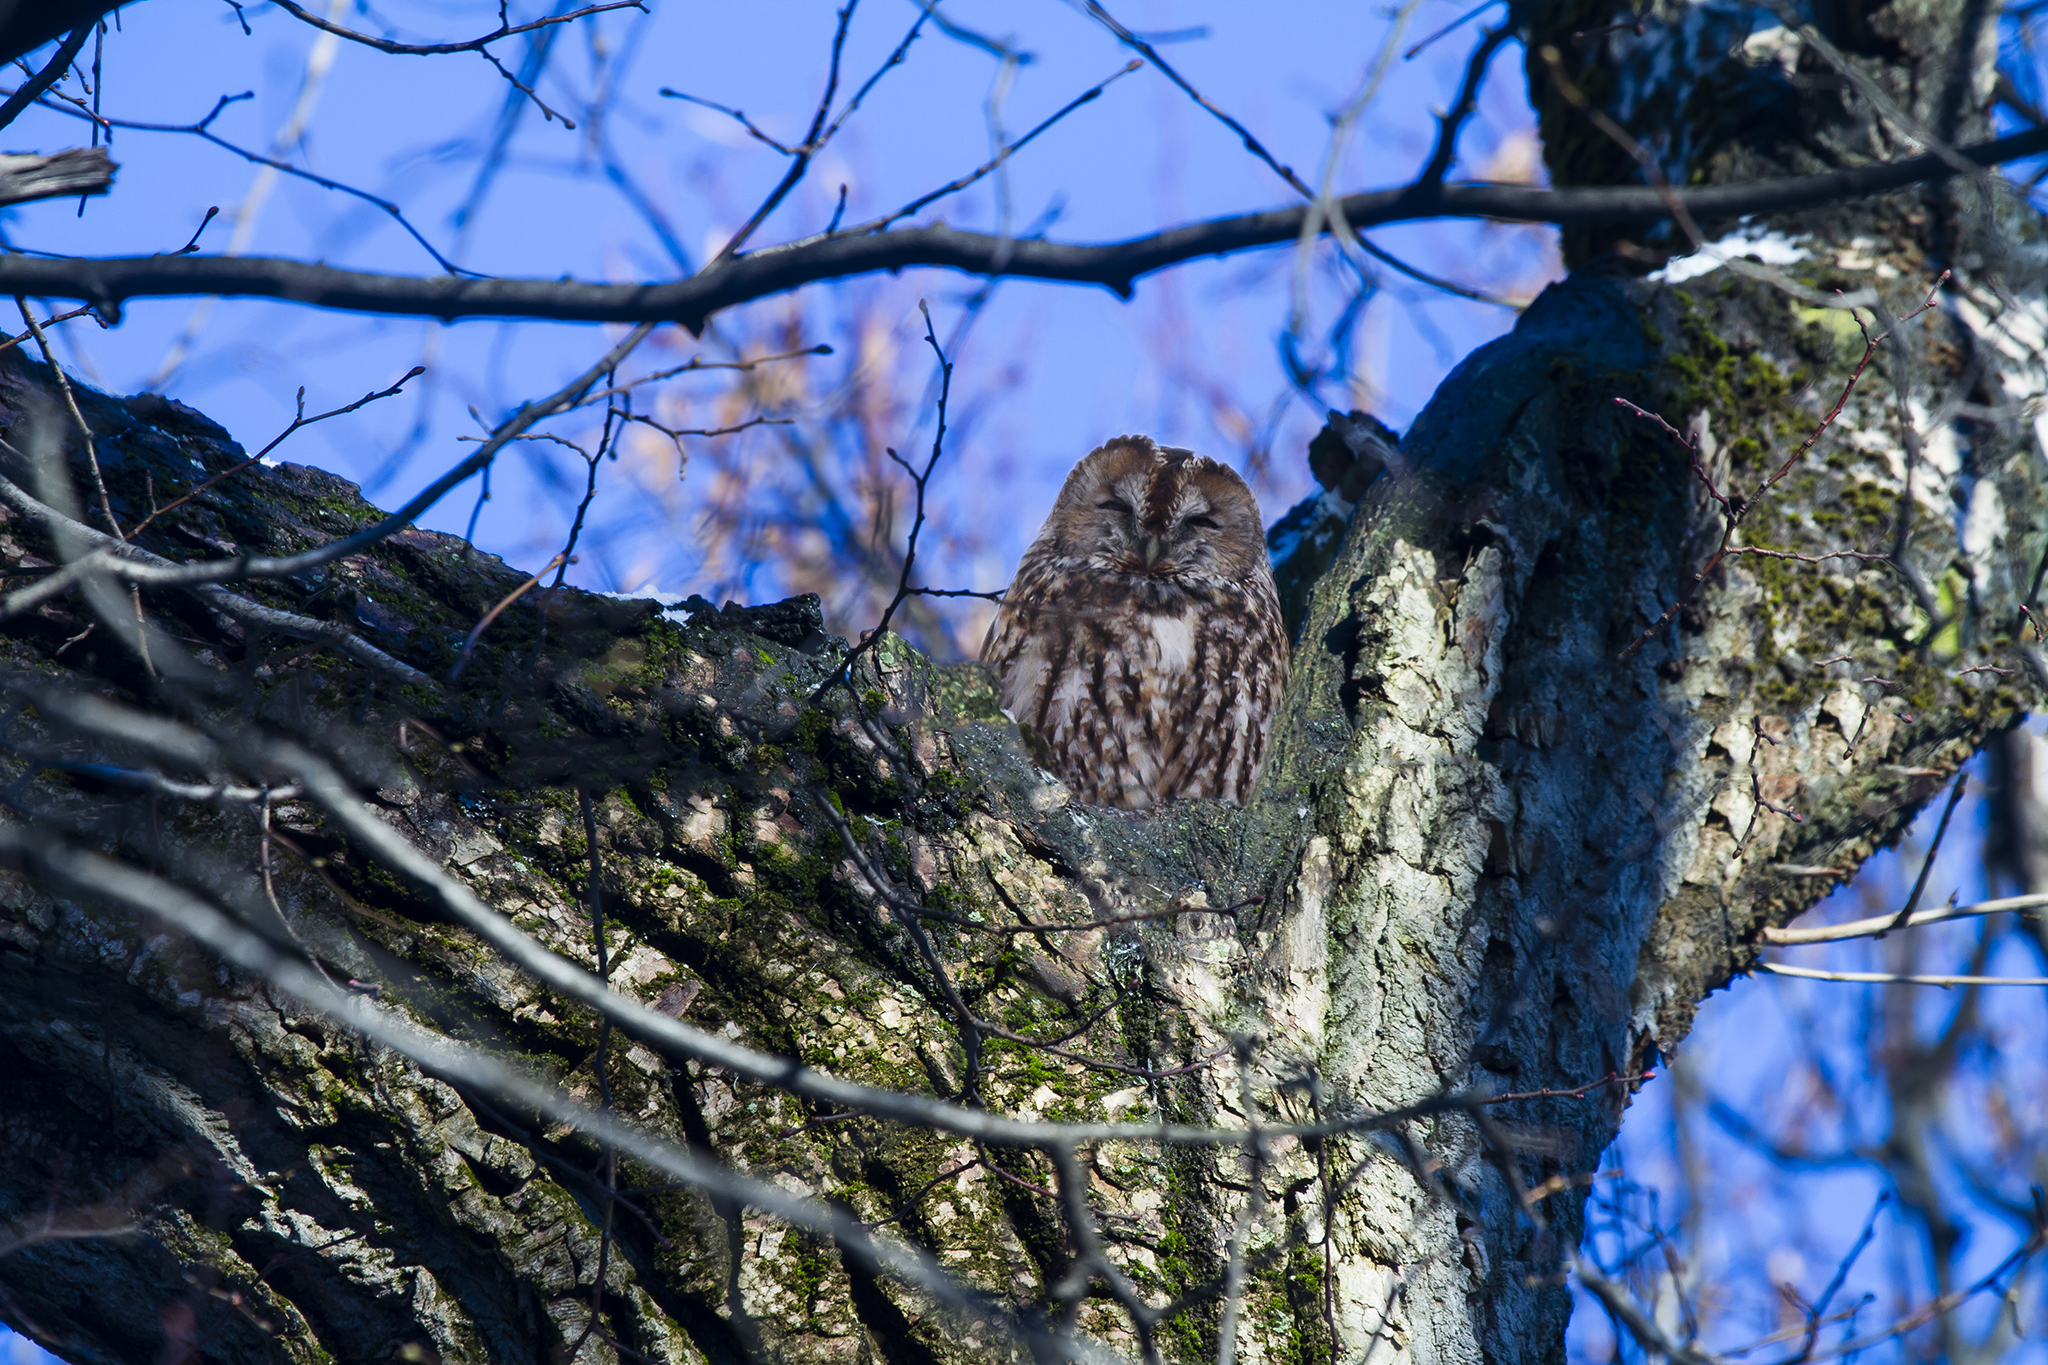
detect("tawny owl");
top-left (982, 435), bottom-right (1289, 810)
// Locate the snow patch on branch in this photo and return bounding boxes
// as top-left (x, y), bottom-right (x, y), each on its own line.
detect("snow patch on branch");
top-left (1649, 225), bottom-right (1809, 285)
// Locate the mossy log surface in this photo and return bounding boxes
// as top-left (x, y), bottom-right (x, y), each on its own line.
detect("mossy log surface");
top-left (2, 3), bottom-right (2045, 1362)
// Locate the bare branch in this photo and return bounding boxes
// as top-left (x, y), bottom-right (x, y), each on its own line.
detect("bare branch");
top-left (0, 322), bottom-right (658, 599)
top-left (0, 25), bottom-right (90, 133)
top-left (1759, 963), bottom-right (2048, 986)
top-left (1354, 229), bottom-right (1525, 308)
top-left (28, 765), bottom-right (301, 806)
top-left (813, 300), bottom-right (953, 698)
top-left (1573, 1259), bottom-right (1721, 1365)
top-left (709, 1), bottom-right (940, 262)
top-left (18, 684), bottom-right (1652, 1154)
top-left (1783, 1194), bottom-right (1888, 1364)
top-left (658, 89), bottom-right (797, 153)
top-left (1418, 23), bottom-right (1515, 186)
top-left (1081, 1), bottom-right (1312, 197)
top-left (17, 295), bottom-right (118, 537)
top-left (7, 124), bottom-right (2042, 330)
top-left (858, 59), bottom-right (1143, 235)
top-left (1879, 767), bottom-right (1970, 935)
top-left (36, 93), bottom-right (470, 275)
top-left (0, 471), bottom-right (433, 688)
top-left (125, 366), bottom-right (426, 540)
top-left (987, 897), bottom-right (1258, 935)
top-left (574, 342), bottom-right (831, 405)
top-left (267, 0), bottom-right (644, 58)
top-left (1405, 0), bottom-right (1504, 59)
top-left (1536, 43), bottom-right (1706, 249)
top-left (0, 303), bottom-right (100, 359)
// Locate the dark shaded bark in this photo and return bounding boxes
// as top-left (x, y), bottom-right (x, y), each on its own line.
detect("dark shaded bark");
top-left (0, 2), bottom-right (130, 67)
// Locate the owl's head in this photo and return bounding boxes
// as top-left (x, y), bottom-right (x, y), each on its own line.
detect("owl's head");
top-left (1036, 435), bottom-right (1268, 585)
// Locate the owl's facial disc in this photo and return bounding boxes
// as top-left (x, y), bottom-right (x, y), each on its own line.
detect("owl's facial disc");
top-left (1136, 491), bottom-right (1235, 578)
top-left (1086, 474), bottom-right (1159, 574)
top-left (1091, 488), bottom-right (1224, 577)
top-left (1047, 438), bottom-right (1264, 583)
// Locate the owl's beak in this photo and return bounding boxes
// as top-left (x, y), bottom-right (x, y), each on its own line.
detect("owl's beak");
top-left (1140, 535), bottom-right (1166, 569)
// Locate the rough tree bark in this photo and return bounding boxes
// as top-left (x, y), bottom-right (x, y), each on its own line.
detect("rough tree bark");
top-left (1, 0), bottom-right (2043, 1362)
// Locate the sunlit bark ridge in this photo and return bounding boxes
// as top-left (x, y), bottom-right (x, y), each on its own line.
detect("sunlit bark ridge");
top-left (0, 0), bottom-right (2044, 1362)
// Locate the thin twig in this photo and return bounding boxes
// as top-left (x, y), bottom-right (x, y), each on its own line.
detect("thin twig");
top-left (169, 206), bottom-right (220, 256)
top-left (575, 343), bottom-right (831, 405)
top-left (1215, 1035), bottom-right (1270, 1365)
top-left (0, 323), bottom-right (657, 601)
top-left (0, 25), bottom-right (92, 134)
top-left (1481, 1071), bottom-right (1654, 1105)
top-left (1048, 1144), bottom-right (1164, 1364)
top-left (270, 0), bottom-right (643, 57)
top-left (1537, 44), bottom-right (1704, 250)
top-left (659, 88), bottom-right (796, 152)
top-left (857, 60), bottom-right (1142, 234)
top-left (0, 305), bottom-right (99, 360)
top-left (1082, 1), bottom-right (1312, 197)
top-left (32, 764), bottom-right (301, 806)
top-left (1785, 1194), bottom-right (1888, 1364)
top-left (1879, 768), bottom-right (1969, 935)
top-left (812, 300), bottom-right (953, 699)
top-left (1759, 962), bottom-right (2048, 987)
top-left (0, 470), bottom-right (431, 686)
top-left (988, 897), bottom-right (1260, 936)
top-left (1761, 892), bottom-right (2048, 945)
top-left (710, 2), bottom-right (937, 262)
top-left (65, 94), bottom-right (473, 275)
top-left (1575, 1259), bottom-right (1720, 1365)
top-left (128, 368), bottom-right (425, 540)
top-left (1419, 23), bottom-right (1515, 186)
top-left (1285, 0), bottom-right (1426, 362)
top-left (448, 552), bottom-right (571, 681)
top-left (1405, 0), bottom-right (1504, 59)
top-left (17, 296), bottom-right (119, 537)
top-left (1766, 1222), bottom-right (2047, 1364)
top-left (1355, 232), bottom-right (1523, 308)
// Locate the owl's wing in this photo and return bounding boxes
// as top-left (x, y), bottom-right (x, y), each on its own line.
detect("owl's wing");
top-left (984, 592), bottom-right (1158, 807)
top-left (976, 603), bottom-right (1006, 664)
top-left (1151, 586), bottom-right (1288, 805)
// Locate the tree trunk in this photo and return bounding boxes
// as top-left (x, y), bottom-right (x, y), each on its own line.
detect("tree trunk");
top-left (1, 1), bottom-right (2043, 1362)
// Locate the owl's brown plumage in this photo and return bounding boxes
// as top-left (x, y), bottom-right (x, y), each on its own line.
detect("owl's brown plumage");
top-left (981, 435), bottom-right (1289, 809)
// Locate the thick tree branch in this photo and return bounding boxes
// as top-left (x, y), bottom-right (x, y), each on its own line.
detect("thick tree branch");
top-left (0, 24), bottom-right (91, 133)
top-left (19, 123), bottom-right (2048, 330)
top-left (0, 2), bottom-right (128, 67)
top-left (0, 147), bottom-right (113, 206)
